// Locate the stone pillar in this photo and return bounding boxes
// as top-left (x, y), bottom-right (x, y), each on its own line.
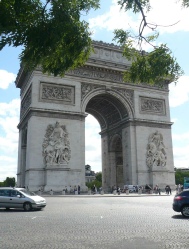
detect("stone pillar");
top-left (101, 135), bottom-right (110, 192)
top-left (122, 126), bottom-right (137, 185)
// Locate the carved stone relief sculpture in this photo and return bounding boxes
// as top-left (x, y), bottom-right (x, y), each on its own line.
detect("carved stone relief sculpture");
top-left (42, 121), bottom-right (71, 166)
top-left (113, 88), bottom-right (134, 108)
top-left (140, 97), bottom-right (165, 115)
top-left (68, 67), bottom-right (124, 83)
top-left (146, 131), bottom-right (167, 169)
top-left (81, 83), bottom-right (105, 100)
top-left (40, 82), bottom-right (75, 104)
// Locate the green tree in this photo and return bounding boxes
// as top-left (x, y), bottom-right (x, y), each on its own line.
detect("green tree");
top-left (95, 171), bottom-right (102, 182)
top-left (0, 181), bottom-right (4, 187)
top-left (3, 177), bottom-right (16, 187)
top-left (0, 0), bottom-right (188, 83)
top-left (0, 0), bottom-right (100, 76)
top-left (113, 0), bottom-right (186, 85)
top-left (86, 171), bottom-right (102, 190)
top-left (175, 169), bottom-right (189, 185)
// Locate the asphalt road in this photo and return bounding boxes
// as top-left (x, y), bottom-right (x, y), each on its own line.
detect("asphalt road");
top-left (1, 193), bottom-right (189, 249)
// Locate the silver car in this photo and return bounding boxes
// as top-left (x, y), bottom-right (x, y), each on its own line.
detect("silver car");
top-left (0, 187), bottom-right (46, 211)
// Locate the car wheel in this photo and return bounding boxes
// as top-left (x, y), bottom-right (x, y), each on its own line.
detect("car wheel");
top-left (6, 207), bottom-right (10, 210)
top-left (181, 205), bottom-right (189, 217)
top-left (23, 202), bottom-right (32, 211)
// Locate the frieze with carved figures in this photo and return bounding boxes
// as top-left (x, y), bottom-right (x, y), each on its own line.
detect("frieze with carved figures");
top-left (140, 97), bottom-right (165, 115)
top-left (40, 82), bottom-right (75, 104)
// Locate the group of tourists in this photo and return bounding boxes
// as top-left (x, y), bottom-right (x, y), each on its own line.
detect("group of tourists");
top-left (109, 184), bottom-right (175, 195)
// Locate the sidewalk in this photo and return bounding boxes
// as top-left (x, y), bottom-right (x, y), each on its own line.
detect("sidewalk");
top-left (40, 191), bottom-right (176, 197)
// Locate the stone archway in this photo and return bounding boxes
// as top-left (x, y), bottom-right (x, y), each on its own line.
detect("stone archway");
top-left (85, 93), bottom-right (129, 191)
top-left (15, 41), bottom-right (175, 192)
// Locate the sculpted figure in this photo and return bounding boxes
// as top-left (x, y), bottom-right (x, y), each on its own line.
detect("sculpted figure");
top-left (50, 121), bottom-right (66, 141)
top-left (146, 131), bottom-right (167, 168)
top-left (42, 122), bottom-right (71, 166)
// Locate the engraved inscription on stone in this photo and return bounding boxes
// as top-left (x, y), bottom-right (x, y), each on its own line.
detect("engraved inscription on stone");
top-left (40, 82), bottom-right (75, 104)
top-left (42, 121), bottom-right (71, 167)
top-left (20, 87), bottom-right (31, 118)
top-left (140, 97), bottom-right (165, 115)
top-left (146, 131), bottom-right (167, 168)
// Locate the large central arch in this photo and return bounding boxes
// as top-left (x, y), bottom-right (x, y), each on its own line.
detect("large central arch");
top-left (15, 41), bottom-right (175, 192)
top-left (84, 91), bottom-right (132, 190)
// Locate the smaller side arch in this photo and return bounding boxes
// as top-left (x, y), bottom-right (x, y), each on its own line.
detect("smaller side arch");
top-left (109, 134), bottom-right (122, 152)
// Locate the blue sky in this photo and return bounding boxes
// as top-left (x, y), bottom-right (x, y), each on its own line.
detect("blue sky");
top-left (0, 0), bottom-right (189, 181)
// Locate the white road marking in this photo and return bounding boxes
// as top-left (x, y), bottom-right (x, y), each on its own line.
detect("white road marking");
top-left (25, 216), bottom-right (45, 219)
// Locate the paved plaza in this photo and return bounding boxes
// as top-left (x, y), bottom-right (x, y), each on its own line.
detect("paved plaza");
top-left (1, 193), bottom-right (189, 249)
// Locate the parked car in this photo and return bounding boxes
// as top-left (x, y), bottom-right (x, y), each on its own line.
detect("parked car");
top-left (173, 189), bottom-right (189, 217)
top-left (0, 187), bottom-right (46, 211)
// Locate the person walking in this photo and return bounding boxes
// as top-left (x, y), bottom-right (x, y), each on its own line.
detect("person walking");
top-left (165, 185), bottom-right (169, 195)
top-left (78, 185), bottom-right (80, 194)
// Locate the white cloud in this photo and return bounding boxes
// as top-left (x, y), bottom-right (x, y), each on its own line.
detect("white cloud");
top-left (0, 156), bottom-right (17, 181)
top-left (169, 75), bottom-right (189, 107)
top-left (0, 70), bottom-right (16, 89)
top-left (85, 114), bottom-right (102, 172)
top-left (88, 0), bottom-right (189, 39)
top-left (0, 98), bottom-right (20, 116)
top-left (173, 145), bottom-right (189, 168)
top-left (172, 132), bottom-right (189, 142)
top-left (0, 99), bottom-right (20, 181)
top-left (89, 0), bottom-right (138, 34)
top-left (148, 0), bottom-right (189, 34)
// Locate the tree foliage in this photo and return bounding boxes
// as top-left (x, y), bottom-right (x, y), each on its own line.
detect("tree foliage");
top-left (114, 0), bottom-right (186, 85)
top-left (0, 177), bottom-right (16, 187)
top-left (0, 0), bottom-right (100, 76)
top-left (86, 171), bottom-right (102, 190)
top-left (0, 0), bottom-right (188, 83)
top-left (175, 169), bottom-right (189, 185)
top-left (95, 171), bottom-right (102, 182)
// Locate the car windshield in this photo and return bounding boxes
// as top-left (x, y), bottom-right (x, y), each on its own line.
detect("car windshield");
top-left (19, 189), bottom-right (37, 196)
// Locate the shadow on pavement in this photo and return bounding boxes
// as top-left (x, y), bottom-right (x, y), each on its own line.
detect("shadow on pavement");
top-left (172, 214), bottom-right (189, 220)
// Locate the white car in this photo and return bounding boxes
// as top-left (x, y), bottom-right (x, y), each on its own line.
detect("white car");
top-left (124, 185), bottom-right (138, 193)
top-left (0, 187), bottom-right (46, 211)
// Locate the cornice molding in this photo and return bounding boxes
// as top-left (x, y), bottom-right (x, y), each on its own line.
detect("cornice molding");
top-left (18, 108), bottom-right (87, 129)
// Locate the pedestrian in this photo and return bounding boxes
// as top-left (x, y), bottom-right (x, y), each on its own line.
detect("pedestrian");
top-left (92, 184), bottom-right (96, 194)
top-left (178, 184), bottom-right (181, 194)
top-left (169, 186), bottom-right (172, 195)
top-left (165, 185), bottom-right (169, 195)
top-left (78, 185), bottom-right (80, 194)
top-left (145, 184), bottom-right (152, 194)
top-left (156, 185), bottom-right (161, 195)
top-left (74, 185), bottom-right (77, 194)
top-left (117, 186), bottom-right (121, 195)
top-left (181, 185), bottom-right (184, 192)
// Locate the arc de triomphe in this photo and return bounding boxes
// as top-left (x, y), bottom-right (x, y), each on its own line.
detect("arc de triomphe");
top-left (15, 41), bottom-right (175, 192)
